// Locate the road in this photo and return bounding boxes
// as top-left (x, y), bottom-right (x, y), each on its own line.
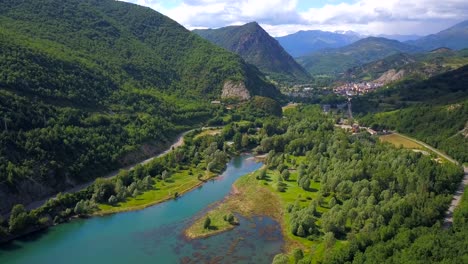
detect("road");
top-left (392, 132), bottom-right (459, 165)
top-left (443, 166), bottom-right (468, 228)
top-left (24, 127), bottom-right (219, 211)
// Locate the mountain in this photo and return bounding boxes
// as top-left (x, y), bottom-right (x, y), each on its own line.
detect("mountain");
top-left (276, 30), bottom-right (362, 57)
top-left (297, 37), bottom-right (422, 76)
top-left (193, 22), bottom-right (311, 82)
top-left (0, 0), bottom-right (280, 213)
top-left (407, 20), bottom-right (468, 50)
top-left (341, 48), bottom-right (468, 83)
top-left (376, 34), bottom-right (422, 42)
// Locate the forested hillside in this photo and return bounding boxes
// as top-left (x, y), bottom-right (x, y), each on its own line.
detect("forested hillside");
top-left (194, 22), bottom-right (311, 83)
top-left (0, 0), bottom-right (280, 214)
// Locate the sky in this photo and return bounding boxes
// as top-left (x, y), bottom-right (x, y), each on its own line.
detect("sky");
top-left (121, 0), bottom-right (468, 37)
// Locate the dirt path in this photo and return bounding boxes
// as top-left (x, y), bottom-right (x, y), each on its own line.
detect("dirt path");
top-left (24, 127), bottom-right (220, 211)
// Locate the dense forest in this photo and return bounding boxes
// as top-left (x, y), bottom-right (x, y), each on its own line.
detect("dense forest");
top-left (246, 106), bottom-right (465, 263)
top-left (0, 0), bottom-right (281, 214)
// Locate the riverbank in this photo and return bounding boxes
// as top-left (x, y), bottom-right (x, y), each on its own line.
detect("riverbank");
top-left (21, 127), bottom-right (223, 213)
top-left (96, 169), bottom-right (216, 216)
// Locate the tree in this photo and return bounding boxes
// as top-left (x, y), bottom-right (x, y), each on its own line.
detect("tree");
top-left (241, 134), bottom-right (249, 148)
top-left (161, 170), bottom-right (169, 181)
top-left (293, 248), bottom-right (304, 263)
top-left (297, 225), bottom-right (306, 237)
top-left (323, 232), bottom-right (335, 249)
top-left (108, 195), bottom-right (118, 205)
top-left (281, 169), bottom-right (290, 181)
top-left (272, 254), bottom-right (289, 264)
top-left (203, 217), bottom-right (211, 229)
top-left (233, 132), bottom-right (242, 150)
top-left (258, 169), bottom-right (267, 180)
top-left (9, 204), bottom-right (34, 234)
top-left (329, 197), bottom-right (337, 208)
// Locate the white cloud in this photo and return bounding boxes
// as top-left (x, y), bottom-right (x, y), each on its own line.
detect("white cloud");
top-left (121, 0), bottom-right (468, 36)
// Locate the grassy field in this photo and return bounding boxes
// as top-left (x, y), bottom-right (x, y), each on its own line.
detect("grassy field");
top-left (379, 133), bottom-right (424, 149)
top-left (282, 103), bottom-right (299, 112)
top-left (194, 129), bottom-right (222, 140)
top-left (98, 168), bottom-right (216, 215)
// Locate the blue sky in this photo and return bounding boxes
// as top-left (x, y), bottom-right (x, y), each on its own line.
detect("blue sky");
top-left (122, 0), bottom-right (468, 37)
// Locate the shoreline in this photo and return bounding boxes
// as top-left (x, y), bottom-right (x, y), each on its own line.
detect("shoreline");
top-left (94, 175), bottom-right (215, 216)
top-left (182, 168), bottom-right (302, 252)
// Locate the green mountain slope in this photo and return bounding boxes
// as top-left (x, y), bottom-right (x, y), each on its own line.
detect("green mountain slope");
top-left (356, 66), bottom-right (468, 163)
top-left (297, 37), bottom-right (422, 76)
top-left (0, 0), bottom-right (280, 213)
top-left (341, 48), bottom-right (468, 83)
top-left (194, 22), bottom-right (311, 83)
top-left (407, 20), bottom-right (468, 51)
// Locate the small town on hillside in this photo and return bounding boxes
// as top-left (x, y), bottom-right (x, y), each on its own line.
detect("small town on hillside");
top-left (333, 82), bottom-right (385, 96)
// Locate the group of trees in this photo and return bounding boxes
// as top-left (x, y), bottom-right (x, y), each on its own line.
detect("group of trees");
top-left (252, 105), bottom-right (465, 263)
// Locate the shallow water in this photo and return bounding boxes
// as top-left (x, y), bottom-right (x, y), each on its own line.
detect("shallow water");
top-left (0, 154), bottom-right (283, 264)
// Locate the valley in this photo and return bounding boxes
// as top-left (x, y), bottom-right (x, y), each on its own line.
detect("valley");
top-left (0, 1), bottom-right (467, 264)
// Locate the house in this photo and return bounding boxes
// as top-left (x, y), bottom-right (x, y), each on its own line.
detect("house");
top-left (211, 100), bottom-right (221, 104)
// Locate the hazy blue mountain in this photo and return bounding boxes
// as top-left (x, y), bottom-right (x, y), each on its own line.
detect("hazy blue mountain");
top-left (297, 37), bottom-right (422, 76)
top-left (407, 20), bottom-right (468, 50)
top-left (276, 30), bottom-right (362, 57)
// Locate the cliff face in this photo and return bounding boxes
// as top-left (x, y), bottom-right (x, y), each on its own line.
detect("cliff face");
top-left (221, 81), bottom-right (251, 101)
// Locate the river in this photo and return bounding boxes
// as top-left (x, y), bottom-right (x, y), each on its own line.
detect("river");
top-left (0, 154), bottom-right (283, 264)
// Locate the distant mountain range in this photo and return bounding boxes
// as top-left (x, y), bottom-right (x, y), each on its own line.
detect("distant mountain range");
top-left (276, 20), bottom-right (467, 60)
top-left (407, 20), bottom-right (468, 51)
top-left (296, 37), bottom-right (422, 76)
top-left (276, 30), bottom-right (361, 57)
top-left (194, 22), bottom-right (311, 82)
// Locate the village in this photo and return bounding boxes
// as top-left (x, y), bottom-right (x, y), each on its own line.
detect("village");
top-left (333, 81), bottom-right (384, 96)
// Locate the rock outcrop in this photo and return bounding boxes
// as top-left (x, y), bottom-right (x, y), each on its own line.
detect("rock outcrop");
top-left (376, 69), bottom-right (406, 83)
top-left (221, 81), bottom-right (251, 101)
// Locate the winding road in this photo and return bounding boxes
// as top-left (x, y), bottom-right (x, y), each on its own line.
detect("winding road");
top-left (24, 127), bottom-right (219, 211)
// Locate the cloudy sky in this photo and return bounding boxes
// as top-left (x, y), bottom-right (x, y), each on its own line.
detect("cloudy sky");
top-left (122, 0), bottom-right (468, 37)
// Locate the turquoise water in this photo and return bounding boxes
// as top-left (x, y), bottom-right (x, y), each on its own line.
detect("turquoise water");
top-left (0, 155), bottom-right (283, 263)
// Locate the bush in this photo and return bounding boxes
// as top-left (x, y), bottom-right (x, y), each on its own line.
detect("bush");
top-left (203, 217), bottom-right (211, 229)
